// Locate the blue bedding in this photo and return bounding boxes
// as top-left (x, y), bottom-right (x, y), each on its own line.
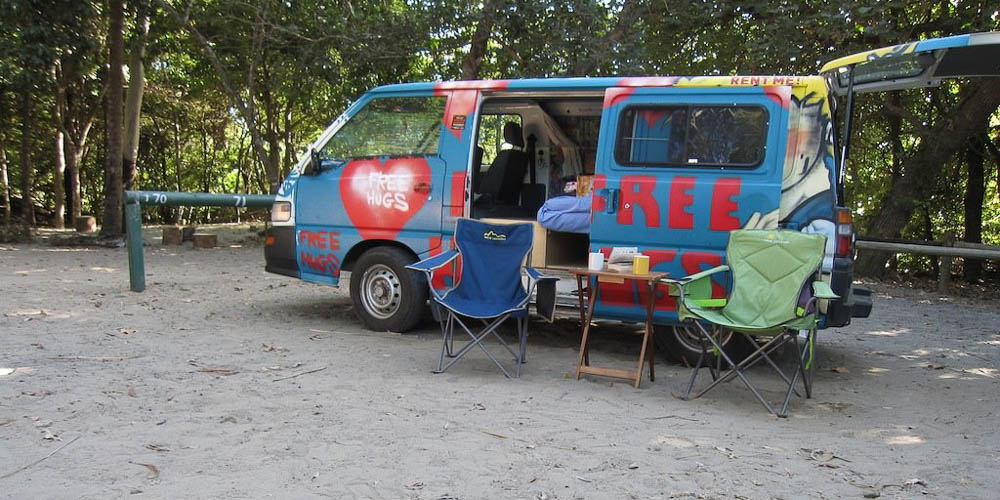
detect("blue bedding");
top-left (537, 195), bottom-right (592, 234)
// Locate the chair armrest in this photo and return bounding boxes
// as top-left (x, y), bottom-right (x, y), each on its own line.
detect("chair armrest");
top-left (674, 265), bottom-right (730, 284)
top-left (525, 266), bottom-right (558, 282)
top-left (812, 280), bottom-right (839, 300)
top-left (671, 265), bottom-right (730, 320)
top-left (406, 249), bottom-right (459, 273)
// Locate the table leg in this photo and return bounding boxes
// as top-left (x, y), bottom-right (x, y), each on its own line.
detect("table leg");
top-left (647, 281), bottom-right (656, 382)
top-left (634, 280), bottom-right (655, 388)
top-left (575, 274), bottom-right (590, 366)
top-left (575, 277), bottom-right (599, 379)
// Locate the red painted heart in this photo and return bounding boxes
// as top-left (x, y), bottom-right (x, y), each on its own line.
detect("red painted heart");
top-left (339, 157), bottom-right (431, 240)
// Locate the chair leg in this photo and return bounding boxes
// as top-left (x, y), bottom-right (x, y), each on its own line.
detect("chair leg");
top-left (735, 331), bottom-right (802, 399)
top-left (435, 314), bottom-right (514, 378)
top-left (779, 329), bottom-right (813, 417)
top-left (802, 329), bottom-right (816, 398)
top-left (682, 322), bottom-right (710, 400)
top-left (517, 317), bottom-right (528, 378)
top-left (690, 325), bottom-right (783, 417)
top-left (436, 311), bottom-right (453, 373)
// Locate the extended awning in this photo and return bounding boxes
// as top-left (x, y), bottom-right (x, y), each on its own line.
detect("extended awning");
top-left (821, 32), bottom-right (1000, 95)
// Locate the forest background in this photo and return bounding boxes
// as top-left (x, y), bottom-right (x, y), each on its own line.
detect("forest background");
top-left (1, 0), bottom-right (998, 280)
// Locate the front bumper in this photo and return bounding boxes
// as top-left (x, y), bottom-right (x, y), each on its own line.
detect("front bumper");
top-left (264, 225), bottom-right (299, 278)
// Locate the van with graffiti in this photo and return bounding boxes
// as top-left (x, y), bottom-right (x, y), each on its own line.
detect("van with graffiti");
top-left (263, 33), bottom-right (998, 361)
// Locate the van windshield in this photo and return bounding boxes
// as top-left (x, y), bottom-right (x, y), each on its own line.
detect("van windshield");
top-left (321, 96), bottom-right (446, 160)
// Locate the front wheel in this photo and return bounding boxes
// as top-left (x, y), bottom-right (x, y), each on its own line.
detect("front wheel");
top-left (654, 324), bottom-right (755, 366)
top-left (349, 247), bottom-right (427, 332)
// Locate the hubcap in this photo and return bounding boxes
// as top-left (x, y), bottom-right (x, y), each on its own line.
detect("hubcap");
top-left (360, 264), bottom-right (402, 320)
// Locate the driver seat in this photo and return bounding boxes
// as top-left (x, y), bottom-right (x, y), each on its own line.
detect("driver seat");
top-left (478, 122), bottom-right (528, 205)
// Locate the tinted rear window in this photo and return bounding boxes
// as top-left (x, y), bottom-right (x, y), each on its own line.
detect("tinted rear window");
top-left (616, 105), bottom-right (768, 167)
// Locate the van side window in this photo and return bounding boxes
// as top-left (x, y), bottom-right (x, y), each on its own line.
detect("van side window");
top-left (322, 96), bottom-right (447, 159)
top-left (615, 105), bottom-right (768, 167)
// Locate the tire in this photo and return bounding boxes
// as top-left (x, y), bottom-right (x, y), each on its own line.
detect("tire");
top-left (654, 324), bottom-right (755, 366)
top-left (349, 246), bottom-right (428, 332)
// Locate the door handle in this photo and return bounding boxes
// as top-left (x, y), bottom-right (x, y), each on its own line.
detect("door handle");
top-left (597, 188), bottom-right (619, 215)
top-left (413, 182), bottom-right (432, 194)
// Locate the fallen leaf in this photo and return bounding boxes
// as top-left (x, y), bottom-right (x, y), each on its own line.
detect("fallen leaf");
top-left (924, 364), bottom-right (947, 370)
top-left (473, 403), bottom-right (486, 411)
top-left (830, 366), bottom-right (848, 374)
top-left (145, 444), bottom-right (170, 452)
top-left (134, 462), bottom-right (160, 479)
top-left (118, 328), bottom-right (136, 335)
top-left (405, 482), bottom-right (424, 490)
top-left (575, 476), bottom-right (592, 483)
top-left (128, 386), bottom-right (137, 398)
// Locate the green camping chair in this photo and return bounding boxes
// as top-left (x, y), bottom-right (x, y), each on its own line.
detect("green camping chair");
top-left (674, 229), bottom-right (838, 417)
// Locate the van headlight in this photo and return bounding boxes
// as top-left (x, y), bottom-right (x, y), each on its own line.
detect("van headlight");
top-left (271, 201), bottom-right (292, 222)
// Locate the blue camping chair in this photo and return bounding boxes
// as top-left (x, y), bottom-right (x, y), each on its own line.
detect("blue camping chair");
top-left (407, 218), bottom-right (558, 377)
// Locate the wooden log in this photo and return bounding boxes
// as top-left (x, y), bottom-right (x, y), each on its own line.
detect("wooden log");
top-left (74, 216), bottom-right (96, 233)
top-left (161, 226), bottom-right (182, 245)
top-left (182, 225), bottom-right (198, 242)
top-left (192, 233), bottom-right (217, 249)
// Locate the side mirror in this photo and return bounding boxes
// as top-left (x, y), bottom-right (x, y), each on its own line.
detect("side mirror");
top-left (302, 148), bottom-right (321, 176)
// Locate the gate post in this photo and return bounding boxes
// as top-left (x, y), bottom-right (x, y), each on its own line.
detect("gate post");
top-left (126, 200), bottom-right (146, 292)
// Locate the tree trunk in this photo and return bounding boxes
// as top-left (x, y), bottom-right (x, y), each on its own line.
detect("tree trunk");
top-left (123, 0), bottom-right (150, 191)
top-left (54, 131), bottom-right (66, 229)
top-left (20, 89), bottom-right (34, 227)
top-left (1, 144), bottom-right (10, 225)
top-left (67, 139), bottom-right (83, 220)
top-left (854, 80), bottom-right (1000, 277)
top-left (100, 0), bottom-right (125, 237)
top-left (963, 134), bottom-right (986, 282)
top-left (460, 0), bottom-right (504, 80)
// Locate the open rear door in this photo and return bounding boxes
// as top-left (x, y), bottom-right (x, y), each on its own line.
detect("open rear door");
top-left (821, 32), bottom-right (1000, 94)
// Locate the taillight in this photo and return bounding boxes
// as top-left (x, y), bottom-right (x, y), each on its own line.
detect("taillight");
top-left (835, 208), bottom-right (853, 258)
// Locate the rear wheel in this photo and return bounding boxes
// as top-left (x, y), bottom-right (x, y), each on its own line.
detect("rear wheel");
top-left (349, 247), bottom-right (427, 332)
top-left (654, 324), bottom-right (755, 366)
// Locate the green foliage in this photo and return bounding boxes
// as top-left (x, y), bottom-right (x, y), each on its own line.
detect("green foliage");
top-left (0, 0), bottom-right (997, 279)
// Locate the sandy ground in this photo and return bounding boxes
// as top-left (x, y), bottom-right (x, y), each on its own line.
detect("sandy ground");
top-left (1, 225), bottom-right (998, 499)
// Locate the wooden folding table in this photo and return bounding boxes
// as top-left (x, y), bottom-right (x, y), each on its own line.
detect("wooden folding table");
top-left (572, 268), bottom-right (670, 388)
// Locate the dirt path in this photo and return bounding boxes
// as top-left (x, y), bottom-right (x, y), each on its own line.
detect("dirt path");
top-left (1, 231), bottom-right (997, 499)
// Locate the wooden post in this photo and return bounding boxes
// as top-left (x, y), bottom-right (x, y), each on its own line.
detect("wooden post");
top-left (74, 216), bottom-right (97, 233)
top-left (182, 225), bottom-right (198, 242)
top-left (937, 232), bottom-right (954, 294)
top-left (192, 233), bottom-right (217, 249)
top-left (161, 226), bottom-right (182, 245)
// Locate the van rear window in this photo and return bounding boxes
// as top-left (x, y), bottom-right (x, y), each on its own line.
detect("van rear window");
top-left (322, 96), bottom-right (447, 159)
top-left (615, 105), bottom-right (768, 167)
